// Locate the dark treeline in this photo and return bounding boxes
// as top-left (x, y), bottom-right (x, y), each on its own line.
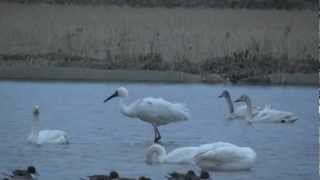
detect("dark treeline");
top-left (1, 0), bottom-right (318, 9)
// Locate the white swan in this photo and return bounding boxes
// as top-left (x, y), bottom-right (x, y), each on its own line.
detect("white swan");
top-left (193, 145), bottom-right (256, 171)
top-left (27, 105), bottom-right (69, 144)
top-left (104, 87), bottom-right (190, 143)
top-left (219, 90), bottom-right (261, 120)
top-left (145, 142), bottom-right (256, 171)
top-left (234, 95), bottom-right (298, 123)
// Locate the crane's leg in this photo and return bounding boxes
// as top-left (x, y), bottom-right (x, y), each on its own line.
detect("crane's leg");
top-left (152, 125), bottom-right (158, 143)
top-left (152, 125), bottom-right (161, 143)
top-left (155, 127), bottom-right (162, 142)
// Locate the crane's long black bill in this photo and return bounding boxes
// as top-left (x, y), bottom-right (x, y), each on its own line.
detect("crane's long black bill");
top-left (103, 91), bottom-right (118, 103)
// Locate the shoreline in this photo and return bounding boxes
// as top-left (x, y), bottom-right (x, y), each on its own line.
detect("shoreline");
top-left (0, 66), bottom-right (317, 86)
top-left (2, 0), bottom-right (316, 10)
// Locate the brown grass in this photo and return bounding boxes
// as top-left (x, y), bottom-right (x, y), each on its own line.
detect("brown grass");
top-left (0, 3), bottom-right (318, 80)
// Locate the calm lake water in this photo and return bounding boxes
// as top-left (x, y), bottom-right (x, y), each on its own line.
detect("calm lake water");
top-left (0, 81), bottom-right (318, 180)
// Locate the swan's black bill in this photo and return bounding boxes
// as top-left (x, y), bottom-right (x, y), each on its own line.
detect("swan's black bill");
top-left (103, 91), bottom-right (118, 103)
top-left (234, 98), bottom-right (242, 103)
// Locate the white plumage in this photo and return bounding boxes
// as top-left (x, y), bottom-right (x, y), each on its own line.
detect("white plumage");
top-left (27, 105), bottom-right (69, 145)
top-left (104, 87), bottom-right (190, 142)
top-left (235, 95), bottom-right (298, 123)
top-left (219, 90), bottom-right (261, 120)
top-left (252, 106), bottom-right (298, 123)
top-left (131, 97), bottom-right (190, 126)
top-left (28, 130), bottom-right (69, 145)
top-left (194, 145), bottom-right (256, 171)
top-left (145, 142), bottom-right (256, 171)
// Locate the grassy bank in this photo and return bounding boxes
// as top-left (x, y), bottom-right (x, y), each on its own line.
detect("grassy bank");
top-left (0, 3), bottom-right (318, 83)
top-left (0, 3), bottom-right (316, 61)
top-left (0, 51), bottom-right (319, 83)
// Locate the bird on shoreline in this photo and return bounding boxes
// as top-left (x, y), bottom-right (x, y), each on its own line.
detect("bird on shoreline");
top-left (27, 105), bottom-right (69, 144)
top-left (2, 166), bottom-right (39, 180)
top-left (103, 87), bottom-right (190, 143)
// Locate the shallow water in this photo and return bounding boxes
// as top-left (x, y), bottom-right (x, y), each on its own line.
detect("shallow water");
top-left (0, 81), bottom-right (318, 180)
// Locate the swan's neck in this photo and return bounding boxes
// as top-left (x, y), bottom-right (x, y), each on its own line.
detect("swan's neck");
top-left (30, 115), bottom-right (40, 142)
top-left (119, 98), bottom-right (135, 118)
top-left (146, 145), bottom-right (167, 163)
top-left (245, 98), bottom-right (254, 119)
top-left (224, 94), bottom-right (234, 113)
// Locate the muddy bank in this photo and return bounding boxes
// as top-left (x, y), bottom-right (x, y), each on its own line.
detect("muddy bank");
top-left (0, 66), bottom-right (317, 86)
top-left (0, 66), bottom-right (205, 83)
top-left (3, 0), bottom-right (317, 9)
top-left (239, 73), bottom-right (318, 86)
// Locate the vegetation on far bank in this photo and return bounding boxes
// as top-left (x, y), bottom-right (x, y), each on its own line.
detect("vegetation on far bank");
top-left (1, 0), bottom-right (317, 10)
top-left (0, 49), bottom-right (318, 83)
top-left (0, 3), bottom-right (317, 83)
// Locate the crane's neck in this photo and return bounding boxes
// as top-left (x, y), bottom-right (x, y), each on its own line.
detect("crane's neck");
top-left (244, 98), bottom-right (254, 119)
top-left (224, 94), bottom-right (234, 113)
top-left (119, 98), bottom-right (135, 118)
top-left (30, 115), bottom-right (40, 142)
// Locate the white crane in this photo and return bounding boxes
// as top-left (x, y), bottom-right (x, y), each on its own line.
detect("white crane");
top-left (103, 87), bottom-right (190, 142)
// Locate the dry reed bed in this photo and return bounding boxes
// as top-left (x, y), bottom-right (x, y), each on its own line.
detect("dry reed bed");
top-left (0, 3), bottom-right (318, 80)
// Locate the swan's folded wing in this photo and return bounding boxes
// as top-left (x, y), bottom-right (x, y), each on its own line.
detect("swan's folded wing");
top-left (198, 142), bottom-right (237, 151)
top-left (195, 147), bottom-right (243, 163)
top-left (166, 147), bottom-right (199, 164)
top-left (255, 107), bottom-right (296, 122)
top-left (38, 130), bottom-right (69, 144)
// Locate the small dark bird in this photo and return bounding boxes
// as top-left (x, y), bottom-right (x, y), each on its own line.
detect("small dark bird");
top-left (81, 171), bottom-right (137, 180)
top-left (83, 174), bottom-right (110, 180)
top-left (199, 171), bottom-right (210, 179)
top-left (109, 171), bottom-right (119, 179)
top-left (167, 170), bottom-right (211, 180)
top-left (2, 166), bottom-right (39, 180)
top-left (138, 176), bottom-right (152, 180)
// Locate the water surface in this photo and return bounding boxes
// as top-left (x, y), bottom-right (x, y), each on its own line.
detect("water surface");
top-left (0, 81), bottom-right (318, 179)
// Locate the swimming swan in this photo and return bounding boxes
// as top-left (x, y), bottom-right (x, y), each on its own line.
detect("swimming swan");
top-left (145, 142), bottom-right (256, 171)
top-left (234, 95), bottom-right (298, 123)
top-left (27, 105), bottom-right (69, 144)
top-left (219, 90), bottom-right (261, 120)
